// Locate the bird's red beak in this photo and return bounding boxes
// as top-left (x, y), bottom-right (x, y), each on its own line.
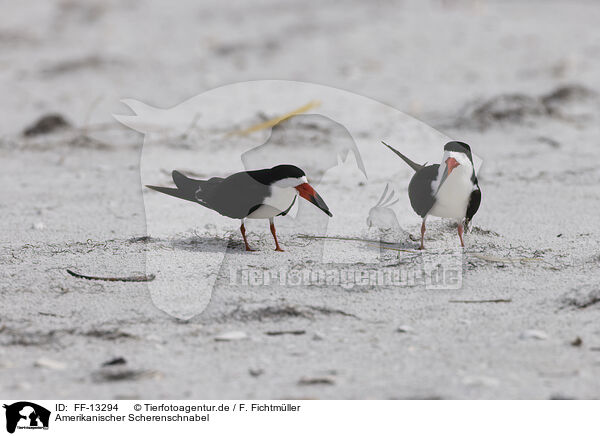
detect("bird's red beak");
top-left (445, 157), bottom-right (460, 176)
top-left (295, 183), bottom-right (332, 217)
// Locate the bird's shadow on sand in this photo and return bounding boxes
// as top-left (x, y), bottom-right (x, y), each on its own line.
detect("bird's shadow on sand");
top-left (378, 240), bottom-right (420, 251)
top-left (165, 235), bottom-right (234, 253)
top-left (169, 235), bottom-right (305, 254)
top-left (161, 234), bottom-right (425, 254)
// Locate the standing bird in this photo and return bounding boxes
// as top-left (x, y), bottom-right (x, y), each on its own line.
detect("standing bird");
top-left (382, 141), bottom-right (481, 249)
top-left (146, 165), bottom-right (332, 252)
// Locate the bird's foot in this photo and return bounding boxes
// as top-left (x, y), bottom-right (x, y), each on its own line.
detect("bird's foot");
top-left (244, 246), bottom-right (256, 252)
top-left (274, 247), bottom-right (284, 252)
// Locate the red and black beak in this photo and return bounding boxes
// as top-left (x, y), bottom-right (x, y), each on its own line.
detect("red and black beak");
top-left (295, 183), bottom-right (332, 217)
top-left (445, 157), bottom-right (460, 176)
top-left (435, 157), bottom-right (460, 195)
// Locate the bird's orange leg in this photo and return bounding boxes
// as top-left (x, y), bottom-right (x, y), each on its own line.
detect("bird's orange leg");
top-left (420, 218), bottom-right (426, 250)
top-left (458, 222), bottom-right (465, 247)
top-left (269, 219), bottom-right (284, 252)
top-left (240, 221), bottom-right (255, 251)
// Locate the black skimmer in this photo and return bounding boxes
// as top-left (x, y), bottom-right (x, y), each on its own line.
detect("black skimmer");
top-left (382, 141), bottom-right (481, 249)
top-left (146, 165), bottom-right (332, 251)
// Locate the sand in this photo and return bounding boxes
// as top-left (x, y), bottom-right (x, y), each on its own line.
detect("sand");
top-left (1, 0), bottom-right (600, 399)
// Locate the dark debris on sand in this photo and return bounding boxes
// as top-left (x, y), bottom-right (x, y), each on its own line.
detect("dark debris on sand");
top-left (452, 84), bottom-right (598, 130)
top-left (298, 377), bottom-right (335, 386)
top-left (92, 367), bottom-right (162, 383)
top-left (23, 114), bottom-right (71, 136)
top-left (225, 304), bottom-right (358, 322)
top-left (102, 357), bottom-right (127, 366)
top-left (561, 287), bottom-right (600, 309)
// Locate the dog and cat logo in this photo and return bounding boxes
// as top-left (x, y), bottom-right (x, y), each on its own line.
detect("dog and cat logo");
top-left (3, 402), bottom-right (50, 433)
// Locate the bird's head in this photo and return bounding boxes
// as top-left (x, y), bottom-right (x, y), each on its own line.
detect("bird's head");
top-left (442, 141), bottom-right (474, 176)
top-left (270, 165), bottom-right (332, 217)
top-left (433, 141), bottom-right (475, 195)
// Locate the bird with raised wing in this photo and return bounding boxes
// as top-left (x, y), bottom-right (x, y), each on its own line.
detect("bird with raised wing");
top-left (382, 141), bottom-right (481, 249)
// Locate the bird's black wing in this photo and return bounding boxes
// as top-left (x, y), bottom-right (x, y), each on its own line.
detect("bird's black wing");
top-left (200, 171), bottom-right (271, 219)
top-left (408, 164), bottom-right (439, 218)
top-left (465, 187), bottom-right (481, 227)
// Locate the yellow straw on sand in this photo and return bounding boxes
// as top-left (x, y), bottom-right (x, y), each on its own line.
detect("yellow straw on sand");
top-left (228, 100), bottom-right (321, 136)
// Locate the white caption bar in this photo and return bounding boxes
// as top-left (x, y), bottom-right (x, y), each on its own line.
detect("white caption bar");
top-left (0, 400), bottom-right (597, 435)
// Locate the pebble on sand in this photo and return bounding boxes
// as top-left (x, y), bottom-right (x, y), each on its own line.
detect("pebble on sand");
top-left (570, 337), bottom-right (583, 347)
top-left (248, 368), bottom-right (264, 377)
top-left (35, 357), bottom-right (67, 370)
top-left (462, 375), bottom-right (500, 388)
top-left (0, 360), bottom-right (14, 369)
top-left (214, 331), bottom-right (248, 341)
top-left (520, 330), bottom-right (549, 340)
top-left (312, 332), bottom-right (325, 341)
top-left (13, 382), bottom-right (32, 391)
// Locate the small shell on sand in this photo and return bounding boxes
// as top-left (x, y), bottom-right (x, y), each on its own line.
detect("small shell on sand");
top-left (35, 357), bottom-right (67, 370)
top-left (520, 330), bottom-right (549, 340)
top-left (214, 331), bottom-right (248, 341)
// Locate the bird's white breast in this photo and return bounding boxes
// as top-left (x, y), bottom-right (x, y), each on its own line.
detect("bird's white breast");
top-left (428, 166), bottom-right (473, 219)
top-left (246, 187), bottom-right (297, 219)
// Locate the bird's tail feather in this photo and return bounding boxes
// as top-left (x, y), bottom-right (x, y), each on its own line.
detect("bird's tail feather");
top-left (146, 171), bottom-right (216, 205)
top-left (145, 185), bottom-right (198, 203)
top-left (382, 141), bottom-right (424, 172)
top-left (146, 171), bottom-right (201, 203)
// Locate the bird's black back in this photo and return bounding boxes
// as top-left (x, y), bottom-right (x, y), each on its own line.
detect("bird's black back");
top-left (193, 171), bottom-right (272, 219)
